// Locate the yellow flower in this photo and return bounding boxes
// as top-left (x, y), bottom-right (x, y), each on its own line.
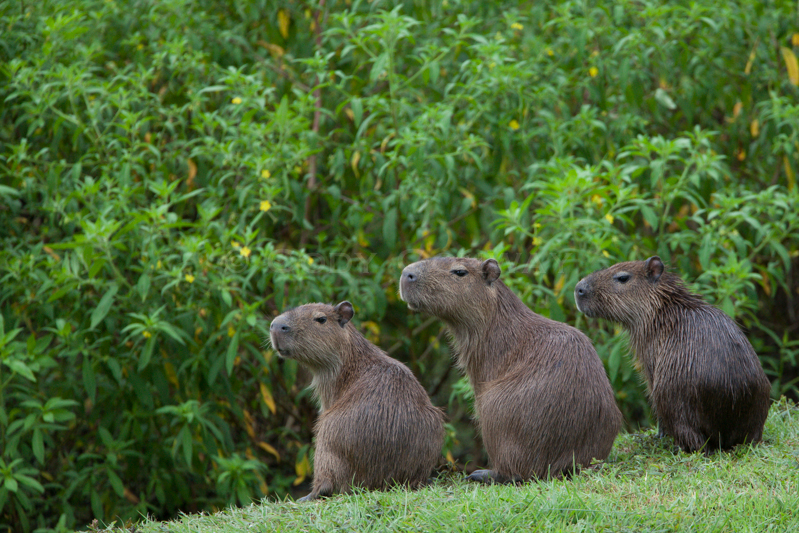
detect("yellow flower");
top-left (231, 97), bottom-right (242, 104)
top-left (532, 237), bottom-right (543, 246)
top-left (511, 23), bottom-right (523, 31)
top-left (260, 200), bottom-right (272, 212)
top-left (137, 43), bottom-right (144, 51)
top-left (156, 260), bottom-right (162, 269)
top-left (591, 194), bottom-right (604, 206)
top-left (240, 246), bottom-right (251, 258)
top-left (185, 274), bottom-right (195, 283)
top-left (261, 169), bottom-right (271, 179)
top-left (602, 250), bottom-right (610, 258)
top-left (142, 331), bottom-right (152, 339)
top-left (589, 67), bottom-right (599, 78)
top-left (231, 241), bottom-right (240, 249)
top-left (546, 48), bottom-right (554, 57)
top-left (509, 119), bottom-right (520, 130)
top-left (307, 257), bottom-right (314, 265)
top-left (605, 213), bottom-right (614, 224)
top-left (228, 325), bottom-right (236, 338)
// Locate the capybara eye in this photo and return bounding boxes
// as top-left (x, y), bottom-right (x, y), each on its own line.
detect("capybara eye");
top-left (451, 269), bottom-right (468, 277)
top-left (614, 273), bottom-right (631, 283)
top-left (314, 317), bottom-right (327, 324)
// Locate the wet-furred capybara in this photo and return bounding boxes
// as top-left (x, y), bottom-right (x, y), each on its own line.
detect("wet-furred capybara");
top-left (575, 256), bottom-right (771, 452)
top-left (270, 301), bottom-right (444, 501)
top-left (400, 257), bottom-right (622, 483)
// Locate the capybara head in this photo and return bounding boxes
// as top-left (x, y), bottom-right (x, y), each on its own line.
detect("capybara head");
top-left (574, 256), bottom-right (669, 325)
top-left (399, 257), bottom-right (502, 325)
top-left (269, 301), bottom-right (354, 370)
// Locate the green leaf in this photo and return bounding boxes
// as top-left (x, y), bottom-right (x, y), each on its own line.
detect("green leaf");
top-left (83, 356), bottom-right (96, 403)
top-left (721, 297), bottom-right (735, 318)
top-left (87, 258), bottom-right (107, 279)
top-left (221, 290), bottom-right (232, 308)
top-left (32, 429), bottom-right (44, 465)
top-left (548, 298), bottom-right (565, 322)
top-left (99, 427), bottom-right (114, 448)
top-left (654, 88), bottom-right (676, 110)
top-left (608, 344), bottom-right (622, 383)
top-left (136, 274), bottom-right (151, 301)
top-left (156, 322), bottom-right (187, 345)
top-left (6, 360), bottom-right (36, 382)
top-left (371, 53), bottom-right (389, 82)
top-left (274, 95), bottom-right (289, 131)
top-left (208, 353), bottom-right (225, 386)
top-left (0, 184), bottom-right (20, 197)
top-left (91, 489), bottom-right (102, 519)
top-left (640, 205), bottom-right (659, 231)
top-left (90, 284), bottom-right (119, 330)
top-left (351, 97), bottom-right (363, 127)
top-left (180, 425), bottom-right (193, 467)
top-left (15, 474), bottom-right (44, 494)
top-left (107, 470), bottom-right (125, 497)
top-left (699, 233), bottom-right (713, 271)
top-left (3, 477), bottom-right (18, 493)
top-left (226, 331), bottom-right (240, 376)
top-left (139, 335), bottom-right (157, 372)
top-left (50, 409), bottom-right (75, 423)
top-left (382, 207), bottom-right (398, 249)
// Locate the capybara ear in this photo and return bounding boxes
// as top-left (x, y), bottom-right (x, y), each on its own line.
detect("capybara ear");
top-left (481, 259), bottom-right (501, 284)
top-left (334, 301), bottom-right (354, 327)
top-left (645, 256), bottom-right (664, 282)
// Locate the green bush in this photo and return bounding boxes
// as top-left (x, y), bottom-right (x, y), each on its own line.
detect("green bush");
top-left (1, 0), bottom-right (797, 529)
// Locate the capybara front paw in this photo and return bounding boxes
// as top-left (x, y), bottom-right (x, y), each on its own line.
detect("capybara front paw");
top-left (466, 469), bottom-right (497, 484)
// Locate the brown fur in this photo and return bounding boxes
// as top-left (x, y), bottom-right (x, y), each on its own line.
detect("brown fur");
top-left (269, 301), bottom-right (444, 501)
top-left (574, 256), bottom-right (771, 452)
top-left (399, 257), bottom-right (622, 483)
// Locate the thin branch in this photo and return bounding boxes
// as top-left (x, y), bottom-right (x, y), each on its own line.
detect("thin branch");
top-left (300, 0), bottom-right (326, 247)
top-left (387, 316), bottom-right (438, 355)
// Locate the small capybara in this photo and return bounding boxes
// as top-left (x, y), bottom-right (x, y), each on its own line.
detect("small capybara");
top-left (269, 301), bottom-right (444, 501)
top-left (399, 257), bottom-right (622, 483)
top-left (574, 256), bottom-right (771, 452)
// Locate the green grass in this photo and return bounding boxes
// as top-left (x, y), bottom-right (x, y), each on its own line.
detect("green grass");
top-left (96, 399), bottom-right (798, 533)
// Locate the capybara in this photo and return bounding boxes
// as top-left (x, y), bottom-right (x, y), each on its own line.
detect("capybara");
top-left (399, 257), bottom-right (622, 483)
top-left (269, 301), bottom-right (444, 501)
top-left (574, 256), bottom-right (771, 452)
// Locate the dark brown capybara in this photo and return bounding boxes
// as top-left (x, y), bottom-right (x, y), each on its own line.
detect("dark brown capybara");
top-left (399, 257), bottom-right (622, 483)
top-left (574, 256), bottom-right (771, 452)
top-left (269, 301), bottom-right (444, 501)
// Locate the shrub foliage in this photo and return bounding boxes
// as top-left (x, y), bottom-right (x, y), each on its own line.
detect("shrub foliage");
top-left (1, 0), bottom-right (798, 529)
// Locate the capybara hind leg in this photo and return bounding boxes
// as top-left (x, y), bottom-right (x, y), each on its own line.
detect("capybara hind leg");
top-left (672, 425), bottom-right (708, 453)
top-left (297, 478), bottom-right (333, 502)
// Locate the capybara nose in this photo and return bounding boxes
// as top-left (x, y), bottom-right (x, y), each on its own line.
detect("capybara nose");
top-left (575, 280), bottom-right (587, 297)
top-left (270, 320), bottom-right (290, 333)
top-left (400, 267), bottom-right (419, 294)
top-left (400, 267), bottom-right (419, 300)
